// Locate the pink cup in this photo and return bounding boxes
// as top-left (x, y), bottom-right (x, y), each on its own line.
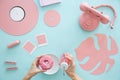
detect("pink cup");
top-left (60, 54), bottom-right (70, 64)
top-left (60, 53), bottom-right (70, 70)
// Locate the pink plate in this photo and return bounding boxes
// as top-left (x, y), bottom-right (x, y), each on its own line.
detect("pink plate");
top-left (44, 10), bottom-right (60, 27)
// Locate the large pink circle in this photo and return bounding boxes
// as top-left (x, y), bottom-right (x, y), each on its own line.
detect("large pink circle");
top-left (44, 10), bottom-right (60, 27)
top-left (0, 0), bottom-right (39, 36)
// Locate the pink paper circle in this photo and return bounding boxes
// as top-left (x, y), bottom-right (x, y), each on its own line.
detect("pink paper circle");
top-left (0, 0), bottom-right (39, 36)
top-left (44, 10), bottom-right (60, 27)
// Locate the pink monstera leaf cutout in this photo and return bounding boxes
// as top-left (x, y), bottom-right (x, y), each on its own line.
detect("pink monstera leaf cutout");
top-left (75, 34), bottom-right (118, 74)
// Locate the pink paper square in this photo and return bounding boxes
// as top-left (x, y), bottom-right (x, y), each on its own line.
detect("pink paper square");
top-left (36, 34), bottom-right (47, 47)
top-left (40, 0), bottom-right (61, 7)
top-left (23, 41), bottom-right (36, 54)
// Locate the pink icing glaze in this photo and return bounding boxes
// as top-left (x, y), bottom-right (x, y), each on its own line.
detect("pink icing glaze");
top-left (75, 34), bottom-right (118, 74)
top-left (39, 55), bottom-right (54, 70)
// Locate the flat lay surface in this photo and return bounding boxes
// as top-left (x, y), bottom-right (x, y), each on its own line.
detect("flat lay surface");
top-left (0, 0), bottom-right (120, 80)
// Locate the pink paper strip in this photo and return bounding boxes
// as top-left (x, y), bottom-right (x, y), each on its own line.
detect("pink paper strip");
top-left (7, 67), bottom-right (18, 70)
top-left (5, 61), bottom-right (16, 64)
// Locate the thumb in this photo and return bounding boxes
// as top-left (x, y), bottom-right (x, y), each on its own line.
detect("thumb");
top-left (37, 69), bottom-right (46, 73)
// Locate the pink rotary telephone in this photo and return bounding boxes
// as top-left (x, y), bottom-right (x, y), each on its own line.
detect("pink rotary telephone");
top-left (79, 2), bottom-right (117, 31)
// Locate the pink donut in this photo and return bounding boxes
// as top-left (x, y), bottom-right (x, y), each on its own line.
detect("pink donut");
top-left (39, 55), bottom-right (54, 70)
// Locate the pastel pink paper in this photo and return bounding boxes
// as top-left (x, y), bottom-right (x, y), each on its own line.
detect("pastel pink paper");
top-left (23, 41), bottom-right (36, 54)
top-left (36, 34), bottom-right (47, 46)
top-left (40, 0), bottom-right (61, 6)
top-left (44, 10), bottom-right (60, 27)
top-left (0, 0), bottom-right (39, 36)
top-left (75, 34), bottom-right (118, 74)
top-left (39, 55), bottom-right (54, 70)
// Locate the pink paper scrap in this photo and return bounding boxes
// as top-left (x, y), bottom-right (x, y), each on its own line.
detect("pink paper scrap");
top-left (23, 41), bottom-right (36, 54)
top-left (36, 34), bottom-right (48, 47)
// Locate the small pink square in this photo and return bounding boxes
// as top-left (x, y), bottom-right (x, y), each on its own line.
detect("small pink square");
top-left (23, 41), bottom-right (36, 54)
top-left (36, 34), bottom-right (47, 47)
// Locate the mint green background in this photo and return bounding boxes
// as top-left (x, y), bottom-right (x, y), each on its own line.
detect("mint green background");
top-left (0, 0), bottom-right (120, 80)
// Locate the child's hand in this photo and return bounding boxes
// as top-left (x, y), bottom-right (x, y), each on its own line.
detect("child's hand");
top-left (65, 53), bottom-right (82, 80)
top-left (65, 53), bottom-right (76, 77)
top-left (23, 57), bottom-right (45, 80)
top-left (28, 57), bottom-right (45, 76)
